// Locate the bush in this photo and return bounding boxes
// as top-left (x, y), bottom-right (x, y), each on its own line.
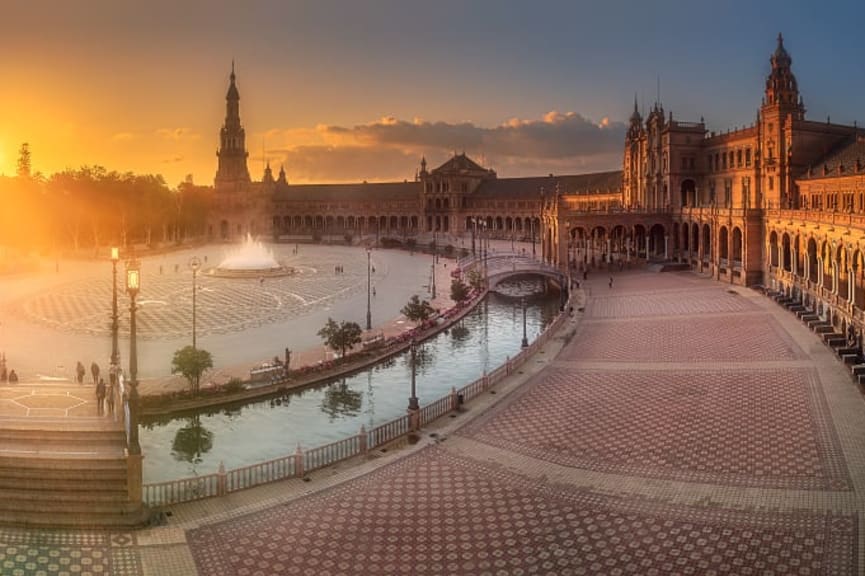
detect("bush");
top-left (223, 378), bottom-right (245, 393)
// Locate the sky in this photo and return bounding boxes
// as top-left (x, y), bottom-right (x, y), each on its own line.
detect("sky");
top-left (1, 0), bottom-right (864, 185)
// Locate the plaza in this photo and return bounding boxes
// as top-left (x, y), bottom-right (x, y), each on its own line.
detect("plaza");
top-left (0, 267), bottom-right (861, 574)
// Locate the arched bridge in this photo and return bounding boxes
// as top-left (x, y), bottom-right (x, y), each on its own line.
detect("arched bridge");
top-left (457, 253), bottom-right (566, 290)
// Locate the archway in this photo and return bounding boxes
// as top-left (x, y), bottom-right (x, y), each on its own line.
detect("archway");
top-left (648, 224), bottom-right (666, 259)
top-left (719, 227), bottom-right (729, 261)
top-left (837, 244), bottom-right (849, 300)
top-left (769, 231), bottom-right (779, 268)
top-left (220, 220), bottom-right (229, 240)
top-left (702, 223), bottom-right (712, 261)
top-left (732, 227), bottom-right (743, 266)
top-left (782, 233), bottom-right (791, 271)
top-left (807, 238), bottom-right (818, 283)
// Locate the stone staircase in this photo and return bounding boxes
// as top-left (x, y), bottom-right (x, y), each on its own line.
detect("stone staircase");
top-left (0, 418), bottom-right (148, 527)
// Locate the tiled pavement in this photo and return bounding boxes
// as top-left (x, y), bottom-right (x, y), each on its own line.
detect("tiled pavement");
top-left (3, 269), bottom-right (864, 575)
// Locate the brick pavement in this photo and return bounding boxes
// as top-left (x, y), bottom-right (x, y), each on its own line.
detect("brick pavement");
top-left (2, 268), bottom-right (864, 575)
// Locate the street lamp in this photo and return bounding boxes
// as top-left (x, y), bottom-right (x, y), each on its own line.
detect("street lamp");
top-left (125, 257), bottom-right (141, 455)
top-left (431, 260), bottom-right (437, 300)
top-left (110, 247), bottom-right (120, 371)
top-left (408, 339), bottom-right (419, 410)
top-left (521, 297), bottom-right (529, 348)
top-left (189, 256), bottom-right (202, 350)
top-left (366, 247), bottom-right (372, 330)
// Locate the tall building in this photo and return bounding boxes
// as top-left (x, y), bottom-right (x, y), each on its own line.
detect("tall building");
top-left (207, 36), bottom-right (865, 341)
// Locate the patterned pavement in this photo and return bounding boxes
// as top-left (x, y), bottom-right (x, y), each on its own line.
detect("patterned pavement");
top-left (13, 248), bottom-right (372, 339)
top-left (3, 268), bottom-right (864, 574)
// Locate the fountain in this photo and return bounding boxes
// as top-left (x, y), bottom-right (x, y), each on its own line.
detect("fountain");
top-left (211, 233), bottom-right (292, 278)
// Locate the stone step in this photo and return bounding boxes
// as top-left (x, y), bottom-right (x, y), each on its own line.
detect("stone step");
top-left (851, 365), bottom-right (865, 376)
top-left (0, 486), bottom-right (128, 503)
top-left (0, 505), bottom-right (148, 529)
top-left (798, 313), bottom-right (818, 321)
top-left (825, 335), bottom-right (846, 347)
top-left (0, 475), bottom-right (126, 492)
top-left (842, 354), bottom-right (859, 365)
top-left (812, 324), bottom-right (834, 334)
top-left (835, 346), bottom-right (859, 356)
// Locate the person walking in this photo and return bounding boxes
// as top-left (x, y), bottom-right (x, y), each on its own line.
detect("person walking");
top-left (106, 378), bottom-right (115, 417)
top-left (76, 361), bottom-right (86, 384)
top-left (7, 370), bottom-right (17, 384)
top-left (95, 378), bottom-right (106, 416)
top-left (609, 276), bottom-right (614, 289)
top-left (90, 362), bottom-right (100, 385)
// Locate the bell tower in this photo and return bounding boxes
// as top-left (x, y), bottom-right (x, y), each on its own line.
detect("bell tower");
top-left (215, 61), bottom-right (251, 188)
top-left (760, 34), bottom-right (804, 209)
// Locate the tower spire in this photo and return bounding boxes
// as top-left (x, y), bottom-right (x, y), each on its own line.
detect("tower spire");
top-left (215, 62), bottom-right (250, 187)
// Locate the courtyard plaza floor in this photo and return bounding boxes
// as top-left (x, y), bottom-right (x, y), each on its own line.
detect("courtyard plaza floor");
top-left (0, 241), bottom-right (462, 396)
top-left (0, 267), bottom-right (862, 574)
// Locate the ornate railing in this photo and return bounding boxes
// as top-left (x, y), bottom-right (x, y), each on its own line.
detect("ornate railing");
top-left (142, 281), bottom-right (572, 508)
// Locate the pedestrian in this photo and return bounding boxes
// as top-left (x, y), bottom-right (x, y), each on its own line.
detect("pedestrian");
top-left (106, 378), bottom-right (115, 416)
top-left (90, 361), bottom-right (100, 384)
top-left (609, 276), bottom-right (613, 289)
top-left (373, 286), bottom-right (377, 297)
top-left (8, 370), bottom-right (17, 384)
top-left (96, 378), bottom-right (106, 416)
top-left (583, 270), bottom-right (588, 280)
top-left (0, 366), bottom-right (6, 383)
top-left (76, 361), bottom-right (86, 384)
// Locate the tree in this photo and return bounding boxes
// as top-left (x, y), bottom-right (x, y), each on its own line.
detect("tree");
top-left (318, 318), bottom-right (363, 357)
top-left (401, 294), bottom-right (435, 324)
top-left (467, 269), bottom-right (485, 290)
top-left (450, 278), bottom-right (470, 305)
top-left (16, 143), bottom-right (31, 178)
top-left (171, 346), bottom-right (214, 395)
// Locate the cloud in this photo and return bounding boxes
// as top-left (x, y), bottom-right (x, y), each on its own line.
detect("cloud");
top-left (262, 110), bottom-right (626, 183)
top-left (162, 156), bottom-right (185, 164)
top-left (111, 132), bottom-right (136, 142)
top-left (155, 128), bottom-right (200, 141)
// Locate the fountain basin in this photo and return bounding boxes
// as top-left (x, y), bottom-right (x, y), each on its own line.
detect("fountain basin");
top-left (210, 234), bottom-right (294, 278)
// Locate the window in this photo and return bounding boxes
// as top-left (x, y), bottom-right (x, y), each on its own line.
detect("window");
top-left (745, 148), bottom-right (752, 167)
top-left (769, 176), bottom-right (774, 191)
top-left (722, 153), bottom-right (727, 170)
top-left (737, 150), bottom-right (743, 167)
top-left (724, 179), bottom-right (732, 207)
top-left (689, 157), bottom-right (695, 170)
top-left (681, 156), bottom-right (688, 170)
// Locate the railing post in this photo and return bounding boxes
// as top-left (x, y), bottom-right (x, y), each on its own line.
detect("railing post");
top-left (126, 451), bottom-right (143, 504)
top-left (294, 443), bottom-right (305, 479)
top-left (506, 355), bottom-right (511, 375)
top-left (359, 425), bottom-right (368, 455)
top-left (450, 386), bottom-right (459, 411)
top-left (482, 370), bottom-right (488, 389)
top-left (217, 460), bottom-right (227, 496)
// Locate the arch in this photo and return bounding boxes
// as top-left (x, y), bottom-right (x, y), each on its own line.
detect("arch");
top-left (495, 216), bottom-right (503, 231)
top-left (434, 198), bottom-right (441, 209)
top-left (315, 215), bottom-right (324, 229)
top-left (781, 232), bottom-right (792, 271)
top-left (368, 215), bottom-right (377, 229)
top-left (325, 215), bottom-right (334, 230)
top-left (220, 220), bottom-right (229, 240)
top-left (672, 222), bottom-right (680, 253)
top-left (336, 215), bottom-right (345, 229)
top-left (633, 224), bottom-right (647, 258)
top-left (410, 216), bottom-right (418, 230)
top-left (400, 215), bottom-right (408, 230)
top-left (719, 226), bottom-right (729, 261)
top-left (505, 216), bottom-right (513, 231)
top-left (807, 238), bottom-right (818, 282)
top-left (515, 218), bottom-right (523, 231)
top-left (769, 231), bottom-right (779, 268)
top-left (837, 244), bottom-right (849, 300)
top-left (648, 224), bottom-right (666, 258)
top-left (486, 216), bottom-right (493, 229)
top-left (347, 215), bottom-right (356, 229)
top-left (732, 227), bottom-right (743, 265)
top-left (853, 249), bottom-right (865, 308)
top-left (702, 223), bottom-right (712, 261)
top-left (390, 215), bottom-right (398, 229)
top-left (379, 215), bottom-right (387, 230)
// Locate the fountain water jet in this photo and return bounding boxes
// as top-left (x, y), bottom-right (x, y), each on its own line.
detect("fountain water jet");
top-left (211, 234), bottom-right (292, 278)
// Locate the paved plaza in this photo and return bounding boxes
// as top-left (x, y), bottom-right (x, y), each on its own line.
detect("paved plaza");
top-left (0, 268), bottom-right (863, 574)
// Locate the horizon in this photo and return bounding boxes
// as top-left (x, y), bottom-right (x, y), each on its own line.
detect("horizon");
top-left (2, 0), bottom-right (864, 186)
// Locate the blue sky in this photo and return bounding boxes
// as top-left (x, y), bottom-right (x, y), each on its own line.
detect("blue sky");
top-left (1, 0), bottom-right (863, 183)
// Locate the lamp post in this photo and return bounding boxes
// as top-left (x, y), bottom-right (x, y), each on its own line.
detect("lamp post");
top-left (521, 297), bottom-right (529, 348)
top-left (471, 218), bottom-right (476, 257)
top-left (189, 256), bottom-right (201, 350)
top-left (431, 260), bottom-right (437, 300)
top-left (125, 257), bottom-right (141, 455)
top-left (408, 339), bottom-right (419, 410)
top-left (110, 247), bottom-right (120, 370)
top-left (366, 247), bottom-right (372, 330)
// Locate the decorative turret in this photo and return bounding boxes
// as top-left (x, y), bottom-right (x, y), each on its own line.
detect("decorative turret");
top-left (764, 33), bottom-right (805, 119)
top-left (262, 161), bottom-right (274, 185)
top-left (627, 95), bottom-right (643, 140)
top-left (419, 156), bottom-right (428, 178)
top-left (215, 61), bottom-right (251, 187)
top-left (277, 164), bottom-right (287, 184)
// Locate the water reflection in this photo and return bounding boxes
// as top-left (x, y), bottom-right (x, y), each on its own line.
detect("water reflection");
top-left (321, 379), bottom-right (364, 421)
top-left (171, 416), bottom-right (214, 466)
top-left (140, 277), bottom-right (558, 483)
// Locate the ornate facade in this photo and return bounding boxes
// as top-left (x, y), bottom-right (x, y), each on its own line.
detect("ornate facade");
top-left (208, 36), bottom-right (865, 335)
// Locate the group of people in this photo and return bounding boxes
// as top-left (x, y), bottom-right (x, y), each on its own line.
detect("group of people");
top-left (76, 360), bottom-right (116, 416)
top-left (0, 366), bottom-right (18, 383)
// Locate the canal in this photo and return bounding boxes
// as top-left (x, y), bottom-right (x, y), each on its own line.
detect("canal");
top-left (140, 277), bottom-right (559, 483)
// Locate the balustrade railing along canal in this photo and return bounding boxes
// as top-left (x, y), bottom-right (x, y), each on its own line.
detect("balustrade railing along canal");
top-left (142, 267), bottom-right (570, 507)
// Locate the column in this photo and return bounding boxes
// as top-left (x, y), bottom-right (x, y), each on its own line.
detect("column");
top-left (664, 235), bottom-right (669, 260)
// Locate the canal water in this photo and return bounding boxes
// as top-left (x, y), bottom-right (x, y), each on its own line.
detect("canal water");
top-left (140, 277), bottom-right (560, 483)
